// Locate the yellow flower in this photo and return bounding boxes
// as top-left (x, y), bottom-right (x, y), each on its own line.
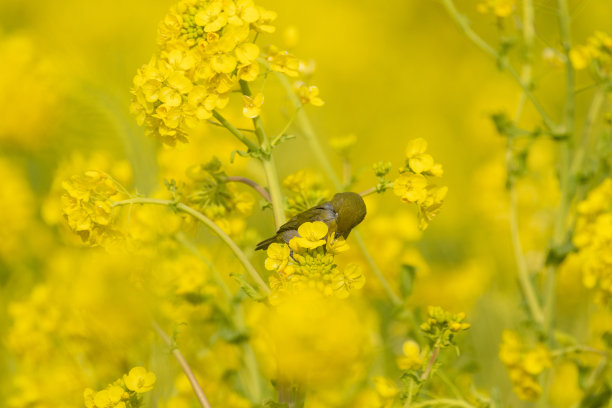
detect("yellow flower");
top-left (405, 138), bottom-right (435, 174)
top-left (265, 243), bottom-right (291, 272)
top-left (499, 330), bottom-right (551, 401)
top-left (569, 46), bottom-right (591, 70)
top-left (393, 173), bottom-right (428, 203)
top-left (477, 0), bottom-right (515, 17)
top-left (417, 185), bottom-right (448, 230)
top-left (123, 367), bottom-right (156, 393)
top-left (289, 221), bottom-right (328, 251)
top-left (397, 340), bottom-right (424, 370)
top-left (61, 171), bottom-right (124, 246)
top-left (266, 46), bottom-right (300, 77)
top-left (293, 81), bottom-right (324, 106)
top-left (235, 42), bottom-right (260, 64)
top-left (93, 385), bottom-right (123, 408)
top-left (252, 6), bottom-right (277, 33)
top-left (372, 376), bottom-right (398, 399)
top-left (326, 234), bottom-right (350, 254)
top-left (333, 264), bottom-right (366, 299)
top-left (83, 388), bottom-right (96, 408)
top-left (242, 92), bottom-right (264, 118)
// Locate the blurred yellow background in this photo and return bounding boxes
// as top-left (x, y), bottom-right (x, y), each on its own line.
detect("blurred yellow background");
top-left (2, 0), bottom-right (612, 406)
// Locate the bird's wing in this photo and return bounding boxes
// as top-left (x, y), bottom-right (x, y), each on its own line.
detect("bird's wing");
top-left (276, 202), bottom-right (336, 234)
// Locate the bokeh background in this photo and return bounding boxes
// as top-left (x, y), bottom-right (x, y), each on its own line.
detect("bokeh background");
top-left (2, 0), bottom-right (612, 406)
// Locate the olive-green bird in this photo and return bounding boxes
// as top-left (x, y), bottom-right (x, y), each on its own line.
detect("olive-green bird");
top-left (255, 192), bottom-right (367, 251)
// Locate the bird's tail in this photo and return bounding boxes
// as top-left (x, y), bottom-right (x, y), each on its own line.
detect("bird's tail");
top-left (255, 236), bottom-right (277, 251)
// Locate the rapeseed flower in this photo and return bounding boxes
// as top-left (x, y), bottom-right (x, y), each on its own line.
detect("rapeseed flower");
top-left (123, 367), bottom-right (157, 393)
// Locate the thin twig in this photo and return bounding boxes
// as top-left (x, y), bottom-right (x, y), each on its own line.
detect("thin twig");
top-left (212, 110), bottom-right (260, 152)
top-left (420, 347), bottom-right (440, 381)
top-left (207, 120), bottom-right (256, 133)
top-left (152, 321), bottom-right (212, 408)
top-left (226, 176), bottom-right (271, 202)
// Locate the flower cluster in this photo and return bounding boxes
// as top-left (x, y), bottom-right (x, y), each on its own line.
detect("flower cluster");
top-left (499, 330), bottom-right (551, 401)
top-left (476, 0), bottom-right (516, 17)
top-left (396, 340), bottom-right (424, 371)
top-left (570, 31), bottom-right (612, 72)
top-left (131, 0), bottom-right (277, 145)
top-left (293, 81), bottom-right (324, 107)
top-left (419, 306), bottom-right (470, 348)
top-left (394, 138), bottom-right (447, 230)
top-left (282, 170), bottom-right (329, 216)
top-left (131, 0), bottom-right (320, 146)
top-left (61, 170), bottom-right (125, 246)
top-left (372, 376), bottom-right (399, 408)
top-left (264, 221), bottom-right (365, 303)
top-left (182, 157), bottom-right (254, 235)
top-left (572, 178), bottom-right (612, 303)
top-left (84, 367), bottom-right (156, 408)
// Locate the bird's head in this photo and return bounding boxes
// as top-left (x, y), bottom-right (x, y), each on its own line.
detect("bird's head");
top-left (330, 192), bottom-right (367, 238)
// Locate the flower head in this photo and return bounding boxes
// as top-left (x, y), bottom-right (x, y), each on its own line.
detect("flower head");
top-left (61, 171), bottom-right (124, 246)
top-left (289, 221), bottom-right (328, 251)
top-left (242, 92), bottom-right (264, 118)
top-left (397, 340), bottom-right (424, 370)
top-left (123, 367), bottom-right (156, 393)
top-left (293, 81), bottom-right (324, 107)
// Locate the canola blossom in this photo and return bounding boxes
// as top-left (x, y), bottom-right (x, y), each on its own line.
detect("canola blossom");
top-left (2, 0), bottom-right (612, 407)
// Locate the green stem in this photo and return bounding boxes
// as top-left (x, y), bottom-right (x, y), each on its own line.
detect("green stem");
top-left (509, 183), bottom-right (545, 326)
top-left (440, 0), bottom-right (557, 131)
top-left (552, 345), bottom-right (608, 358)
top-left (112, 197), bottom-right (270, 295)
top-left (505, 0), bottom-right (545, 328)
top-left (543, 0), bottom-right (575, 334)
top-left (152, 321), bottom-right (213, 408)
top-left (212, 110), bottom-right (260, 152)
top-left (420, 346), bottom-right (440, 381)
top-left (403, 379), bottom-right (415, 408)
top-left (569, 86), bottom-right (606, 179)
top-left (354, 230), bottom-right (403, 306)
top-left (239, 80), bottom-right (286, 229)
top-left (409, 399), bottom-right (476, 408)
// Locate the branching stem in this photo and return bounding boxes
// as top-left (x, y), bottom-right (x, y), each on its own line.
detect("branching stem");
top-left (226, 176), bottom-right (271, 202)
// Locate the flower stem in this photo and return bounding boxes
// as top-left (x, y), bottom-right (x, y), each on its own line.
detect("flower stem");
top-left (505, 0), bottom-right (545, 329)
top-left (508, 186), bottom-right (544, 326)
top-left (152, 321), bottom-right (213, 408)
top-left (239, 80), bottom-right (287, 229)
top-left (543, 0), bottom-right (575, 334)
top-left (409, 398), bottom-right (476, 408)
top-left (226, 176), bottom-right (271, 202)
top-left (113, 197), bottom-right (270, 295)
top-left (420, 346), bottom-right (440, 381)
top-left (353, 230), bottom-right (402, 306)
top-left (212, 110), bottom-right (260, 152)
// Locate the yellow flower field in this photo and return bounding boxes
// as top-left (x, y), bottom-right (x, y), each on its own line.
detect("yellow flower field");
top-left (1, 0), bottom-right (612, 407)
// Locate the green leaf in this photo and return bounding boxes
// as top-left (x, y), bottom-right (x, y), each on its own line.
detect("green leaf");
top-left (399, 264), bottom-right (417, 299)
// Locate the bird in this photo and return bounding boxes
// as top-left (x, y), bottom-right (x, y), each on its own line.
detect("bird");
top-left (255, 191), bottom-right (367, 251)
